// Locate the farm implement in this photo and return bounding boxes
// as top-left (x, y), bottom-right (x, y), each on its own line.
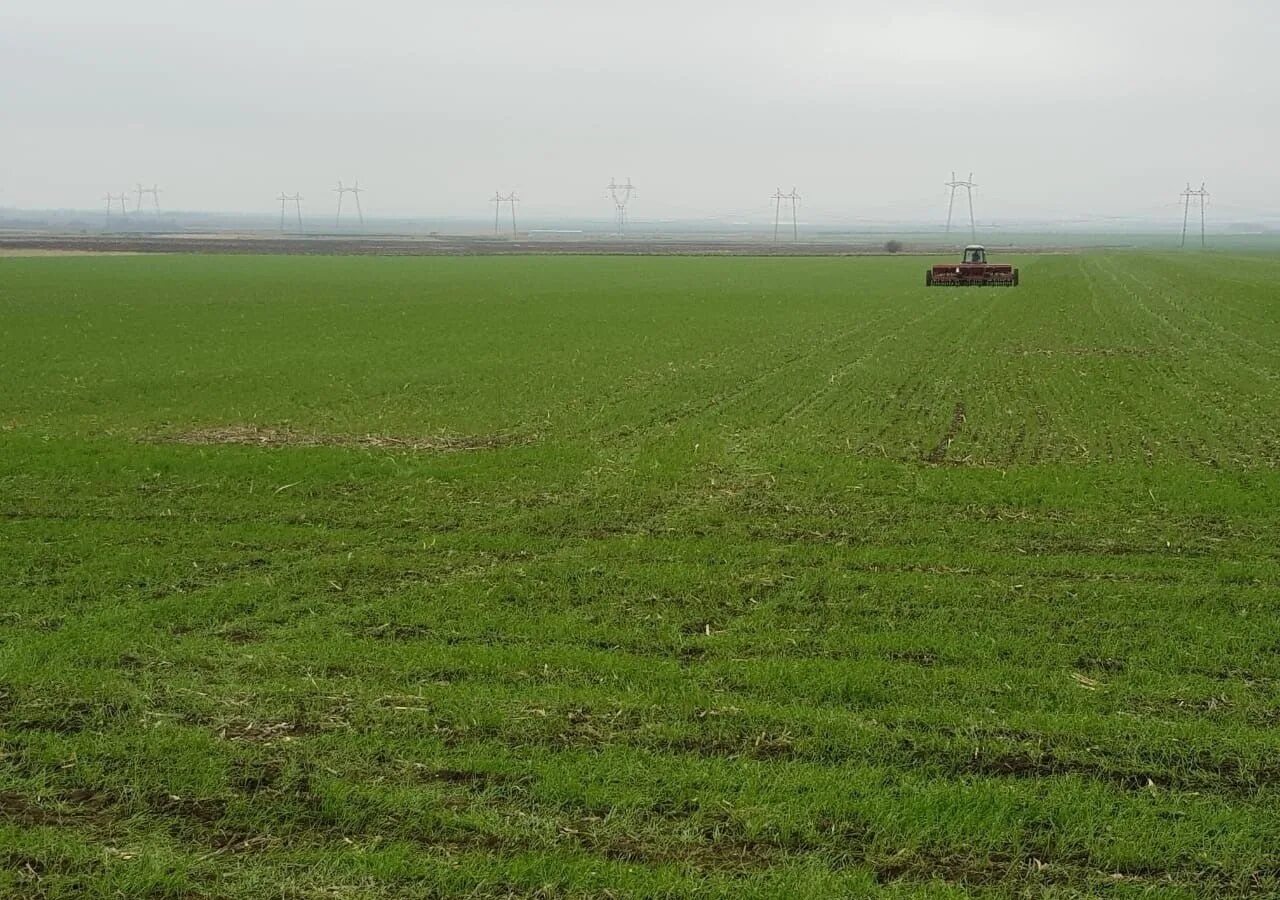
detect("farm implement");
top-left (927, 245), bottom-right (1019, 287)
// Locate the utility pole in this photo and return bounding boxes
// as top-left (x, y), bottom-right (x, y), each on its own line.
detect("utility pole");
top-left (1180, 182), bottom-right (1209, 248)
top-left (770, 187), bottom-right (801, 242)
top-left (606, 177), bottom-right (636, 237)
top-left (1200, 184), bottom-right (1207, 248)
top-left (772, 188), bottom-right (782, 242)
top-left (944, 172), bottom-right (977, 241)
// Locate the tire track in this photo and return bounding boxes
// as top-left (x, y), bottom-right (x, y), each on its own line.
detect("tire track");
top-left (774, 293), bottom-right (959, 425)
top-left (1087, 256), bottom-right (1279, 465)
top-left (924, 402), bottom-right (967, 464)
top-left (593, 299), bottom-right (909, 444)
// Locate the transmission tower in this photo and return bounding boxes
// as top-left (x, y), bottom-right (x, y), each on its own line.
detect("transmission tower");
top-left (770, 187), bottom-right (801, 242)
top-left (134, 183), bottom-right (162, 213)
top-left (277, 192), bottom-right (303, 232)
top-left (103, 193), bottom-right (128, 227)
top-left (606, 177), bottom-right (636, 236)
top-left (1180, 182), bottom-right (1209, 248)
top-left (334, 179), bottom-right (365, 228)
top-left (944, 172), bottom-right (977, 241)
top-left (491, 191), bottom-right (519, 237)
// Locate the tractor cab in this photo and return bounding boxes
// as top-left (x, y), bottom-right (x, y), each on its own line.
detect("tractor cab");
top-left (963, 245), bottom-right (987, 264)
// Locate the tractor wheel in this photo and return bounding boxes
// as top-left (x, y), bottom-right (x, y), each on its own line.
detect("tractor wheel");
top-left (1013, 269), bottom-right (1020, 287)
top-left (925, 271), bottom-right (933, 286)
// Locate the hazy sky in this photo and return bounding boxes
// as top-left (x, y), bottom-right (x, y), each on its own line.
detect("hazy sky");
top-left (3, 0), bottom-right (1277, 222)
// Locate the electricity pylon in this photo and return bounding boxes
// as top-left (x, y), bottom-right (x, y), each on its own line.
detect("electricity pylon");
top-left (771, 187), bottom-right (800, 242)
top-left (945, 172), bottom-right (977, 241)
top-left (1180, 182), bottom-right (1209, 248)
top-left (334, 179), bottom-right (364, 228)
top-left (491, 191), bottom-right (519, 237)
top-left (278, 193), bottom-right (303, 232)
top-left (606, 177), bottom-right (636, 236)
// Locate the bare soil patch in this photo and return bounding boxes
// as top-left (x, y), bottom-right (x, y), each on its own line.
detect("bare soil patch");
top-left (155, 424), bottom-right (531, 453)
top-left (0, 248), bottom-right (145, 257)
top-left (925, 402), bottom-right (967, 464)
top-left (0, 789), bottom-right (113, 827)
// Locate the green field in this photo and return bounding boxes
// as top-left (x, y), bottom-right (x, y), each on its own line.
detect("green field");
top-left (3, 252), bottom-right (1280, 898)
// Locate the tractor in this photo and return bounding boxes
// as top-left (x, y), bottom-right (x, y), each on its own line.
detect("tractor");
top-left (926, 245), bottom-right (1018, 287)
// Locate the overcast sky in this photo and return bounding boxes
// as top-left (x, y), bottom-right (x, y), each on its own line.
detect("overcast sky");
top-left (2, 0), bottom-right (1277, 222)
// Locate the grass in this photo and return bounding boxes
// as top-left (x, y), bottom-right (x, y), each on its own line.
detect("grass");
top-left (2, 251), bottom-right (1279, 898)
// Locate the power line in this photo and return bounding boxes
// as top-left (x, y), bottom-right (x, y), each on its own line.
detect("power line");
top-left (770, 187), bottom-right (801, 242)
top-left (944, 172), bottom-right (977, 241)
top-left (1180, 182), bottom-right (1209, 248)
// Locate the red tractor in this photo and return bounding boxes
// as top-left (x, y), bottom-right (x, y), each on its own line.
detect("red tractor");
top-left (926, 245), bottom-right (1018, 287)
